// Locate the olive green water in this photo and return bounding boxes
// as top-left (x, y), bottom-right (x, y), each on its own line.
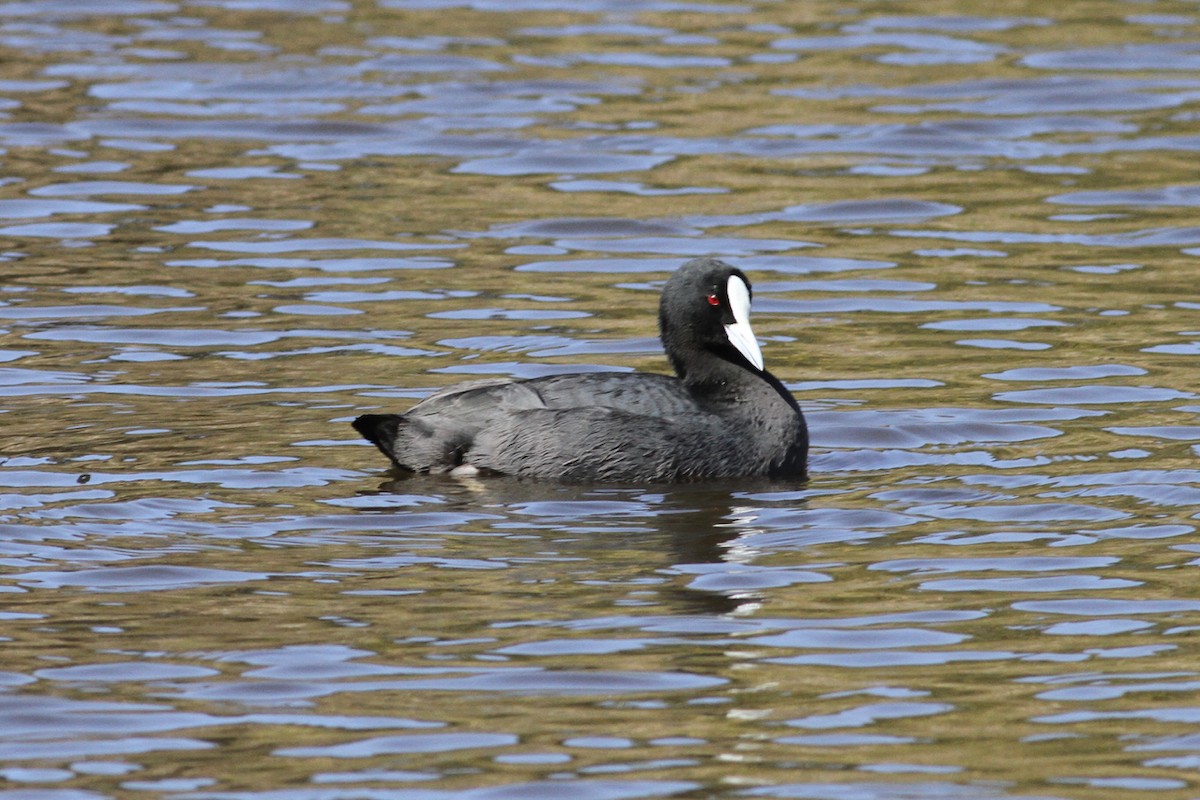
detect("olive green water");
top-left (4, 1), bottom-right (1200, 798)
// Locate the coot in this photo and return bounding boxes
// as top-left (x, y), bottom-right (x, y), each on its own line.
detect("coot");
top-left (353, 257), bottom-right (808, 482)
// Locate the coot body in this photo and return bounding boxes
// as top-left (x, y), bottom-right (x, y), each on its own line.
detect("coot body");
top-left (353, 257), bottom-right (807, 482)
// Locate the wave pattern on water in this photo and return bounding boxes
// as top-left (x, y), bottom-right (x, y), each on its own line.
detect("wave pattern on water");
top-left (1, 2), bottom-right (1200, 800)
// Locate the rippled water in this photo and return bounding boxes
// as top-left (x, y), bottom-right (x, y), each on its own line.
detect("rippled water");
top-left (4, 1), bottom-right (1200, 798)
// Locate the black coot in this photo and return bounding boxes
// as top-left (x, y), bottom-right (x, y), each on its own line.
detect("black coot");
top-left (353, 257), bottom-right (808, 482)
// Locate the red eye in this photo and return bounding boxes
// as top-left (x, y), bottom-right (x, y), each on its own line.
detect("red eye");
top-left (707, 293), bottom-right (720, 306)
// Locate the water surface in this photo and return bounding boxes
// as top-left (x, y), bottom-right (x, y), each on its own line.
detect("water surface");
top-left (3, 2), bottom-right (1200, 799)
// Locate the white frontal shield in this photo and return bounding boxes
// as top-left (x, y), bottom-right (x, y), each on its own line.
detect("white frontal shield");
top-left (723, 275), bottom-right (764, 371)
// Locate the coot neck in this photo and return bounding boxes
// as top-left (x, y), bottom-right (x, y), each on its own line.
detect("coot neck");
top-left (676, 344), bottom-right (800, 414)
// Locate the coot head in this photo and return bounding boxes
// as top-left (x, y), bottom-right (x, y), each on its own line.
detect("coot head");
top-left (659, 257), bottom-right (765, 382)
